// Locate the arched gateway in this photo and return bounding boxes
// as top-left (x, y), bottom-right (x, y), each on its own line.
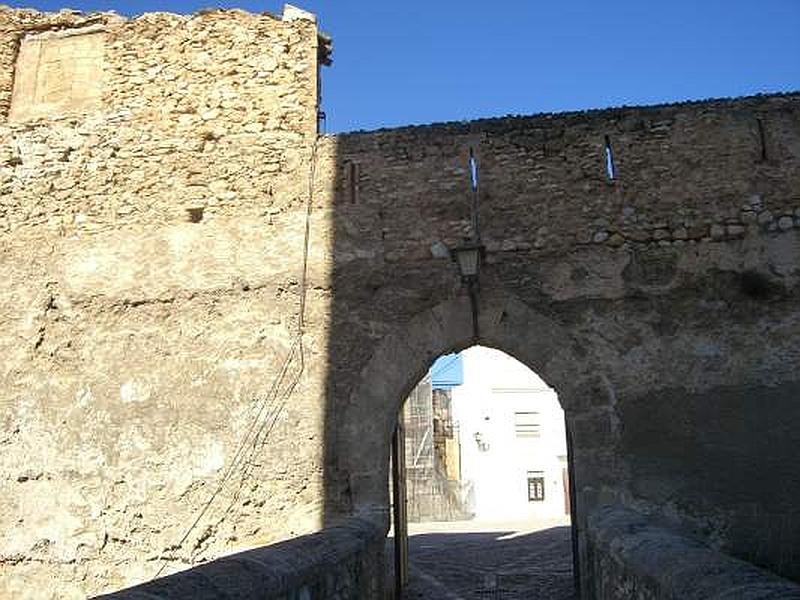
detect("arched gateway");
top-left (335, 291), bottom-right (583, 515)
top-left (333, 290), bottom-right (589, 590)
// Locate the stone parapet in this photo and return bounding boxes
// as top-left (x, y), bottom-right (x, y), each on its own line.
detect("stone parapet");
top-left (586, 506), bottom-right (800, 599)
top-left (94, 515), bottom-right (385, 599)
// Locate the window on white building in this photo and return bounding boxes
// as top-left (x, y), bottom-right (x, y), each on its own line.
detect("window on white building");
top-left (514, 411), bottom-right (541, 437)
top-left (527, 471), bottom-right (545, 501)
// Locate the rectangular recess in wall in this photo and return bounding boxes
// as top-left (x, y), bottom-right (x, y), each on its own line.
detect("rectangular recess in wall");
top-left (9, 26), bottom-right (105, 122)
top-left (348, 161), bottom-right (360, 204)
top-left (340, 161), bottom-right (361, 204)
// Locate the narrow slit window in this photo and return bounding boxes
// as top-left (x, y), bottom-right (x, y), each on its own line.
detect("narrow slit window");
top-left (604, 135), bottom-right (616, 180)
top-left (757, 119), bottom-right (767, 161)
top-left (347, 161), bottom-right (360, 204)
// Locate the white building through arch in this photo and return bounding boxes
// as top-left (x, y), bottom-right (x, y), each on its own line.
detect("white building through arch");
top-left (453, 346), bottom-right (570, 522)
top-left (398, 345), bottom-right (570, 525)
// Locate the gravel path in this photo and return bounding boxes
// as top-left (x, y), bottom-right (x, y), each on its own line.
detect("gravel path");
top-left (388, 518), bottom-right (577, 600)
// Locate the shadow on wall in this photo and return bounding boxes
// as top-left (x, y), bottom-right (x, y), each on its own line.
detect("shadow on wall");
top-left (317, 97), bottom-right (800, 594)
top-left (315, 127), bottom-right (591, 596)
top-left (319, 132), bottom-right (469, 525)
top-left (319, 131), bottom-right (509, 526)
top-left (317, 125), bottom-right (586, 529)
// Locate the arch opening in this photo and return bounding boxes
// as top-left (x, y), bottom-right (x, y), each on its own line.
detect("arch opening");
top-left (328, 292), bottom-right (591, 521)
top-left (324, 291), bottom-right (600, 597)
top-left (388, 345), bottom-right (576, 599)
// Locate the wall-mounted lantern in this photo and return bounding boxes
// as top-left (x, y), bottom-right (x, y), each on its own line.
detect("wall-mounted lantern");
top-left (452, 236), bottom-right (485, 342)
top-left (452, 238), bottom-right (484, 282)
top-left (474, 431), bottom-right (490, 452)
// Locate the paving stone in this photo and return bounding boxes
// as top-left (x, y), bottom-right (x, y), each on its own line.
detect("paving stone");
top-left (388, 519), bottom-right (576, 600)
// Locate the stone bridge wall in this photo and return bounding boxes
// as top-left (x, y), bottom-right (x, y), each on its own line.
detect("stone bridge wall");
top-left (587, 506), bottom-right (800, 599)
top-left (1, 5), bottom-right (799, 599)
top-left (95, 516), bottom-right (385, 600)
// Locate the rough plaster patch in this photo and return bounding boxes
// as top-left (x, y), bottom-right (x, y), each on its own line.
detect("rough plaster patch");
top-left (195, 439), bottom-right (225, 476)
top-left (222, 358), bottom-right (268, 371)
top-left (116, 425), bottom-right (152, 458)
top-left (0, 481), bottom-right (99, 560)
top-left (9, 29), bottom-right (105, 122)
top-left (75, 387), bottom-right (93, 407)
top-left (119, 380), bottom-right (151, 404)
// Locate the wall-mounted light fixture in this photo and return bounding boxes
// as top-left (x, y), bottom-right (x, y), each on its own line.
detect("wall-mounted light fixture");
top-left (474, 431), bottom-right (490, 452)
top-left (452, 238), bottom-right (484, 282)
top-left (452, 236), bottom-right (485, 342)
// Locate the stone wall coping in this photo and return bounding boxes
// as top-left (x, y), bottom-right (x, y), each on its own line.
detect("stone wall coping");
top-left (335, 91), bottom-right (800, 137)
top-left (588, 505), bottom-right (800, 599)
top-left (0, 5), bottom-right (308, 24)
top-left (92, 515), bottom-right (384, 599)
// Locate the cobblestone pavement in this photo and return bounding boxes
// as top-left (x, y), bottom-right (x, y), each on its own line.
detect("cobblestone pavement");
top-left (388, 518), bottom-right (576, 600)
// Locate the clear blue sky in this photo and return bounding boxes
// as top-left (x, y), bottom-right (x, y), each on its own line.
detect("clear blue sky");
top-left (10, 0), bottom-right (800, 132)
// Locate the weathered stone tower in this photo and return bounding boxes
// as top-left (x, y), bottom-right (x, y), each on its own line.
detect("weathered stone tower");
top-left (1, 5), bottom-right (332, 597)
top-left (2, 4), bottom-right (800, 600)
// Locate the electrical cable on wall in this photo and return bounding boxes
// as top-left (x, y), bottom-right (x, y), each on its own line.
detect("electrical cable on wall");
top-left (153, 136), bottom-right (319, 577)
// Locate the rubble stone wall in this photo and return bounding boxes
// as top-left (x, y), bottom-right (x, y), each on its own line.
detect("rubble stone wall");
top-left (323, 92), bottom-right (800, 595)
top-left (1, 5), bottom-right (799, 600)
top-left (586, 506), bottom-right (800, 599)
top-left (0, 7), bottom-right (325, 598)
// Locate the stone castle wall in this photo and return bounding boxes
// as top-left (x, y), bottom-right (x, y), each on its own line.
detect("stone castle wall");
top-left (1, 5), bottom-right (799, 599)
top-left (325, 94), bottom-right (800, 592)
